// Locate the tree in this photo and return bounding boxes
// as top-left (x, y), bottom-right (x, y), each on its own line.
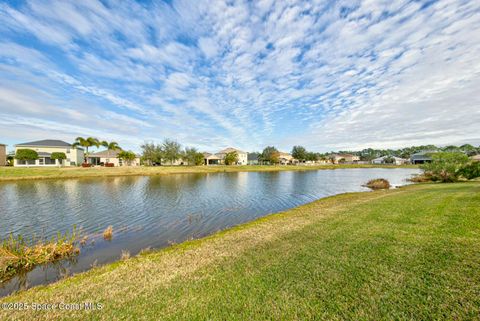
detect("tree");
top-left (15, 149), bottom-right (38, 165)
top-left (51, 152), bottom-right (67, 166)
top-left (224, 151), bottom-right (239, 165)
top-left (73, 137), bottom-right (100, 163)
top-left (118, 150), bottom-right (137, 166)
top-left (102, 141), bottom-right (121, 152)
top-left (305, 152), bottom-right (318, 162)
top-left (184, 147), bottom-right (204, 166)
top-left (291, 146), bottom-right (307, 162)
top-left (383, 156), bottom-right (395, 164)
top-left (162, 139), bottom-right (182, 165)
top-left (260, 146), bottom-right (279, 164)
top-left (421, 152), bottom-right (469, 182)
top-left (140, 142), bottom-right (163, 166)
top-left (459, 162), bottom-right (480, 180)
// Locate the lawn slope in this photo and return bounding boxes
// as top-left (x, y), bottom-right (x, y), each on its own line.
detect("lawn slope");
top-left (1, 183), bottom-right (479, 320)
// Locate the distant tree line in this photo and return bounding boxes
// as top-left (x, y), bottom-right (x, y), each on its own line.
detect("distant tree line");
top-left (141, 139), bottom-right (204, 166)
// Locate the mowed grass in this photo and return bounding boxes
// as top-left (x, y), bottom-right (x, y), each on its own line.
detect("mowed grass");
top-left (1, 183), bottom-right (479, 320)
top-left (0, 164), bottom-right (418, 181)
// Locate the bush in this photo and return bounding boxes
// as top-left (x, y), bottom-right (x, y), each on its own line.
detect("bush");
top-left (421, 152), bottom-right (469, 182)
top-left (459, 162), bottom-right (480, 180)
top-left (364, 178), bottom-right (391, 190)
top-left (50, 152), bottom-right (67, 160)
top-left (15, 149), bottom-right (38, 161)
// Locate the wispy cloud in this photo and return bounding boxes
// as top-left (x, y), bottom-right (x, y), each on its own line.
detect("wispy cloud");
top-left (0, 0), bottom-right (479, 152)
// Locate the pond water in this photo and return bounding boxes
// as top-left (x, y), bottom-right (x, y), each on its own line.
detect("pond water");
top-left (0, 168), bottom-right (419, 296)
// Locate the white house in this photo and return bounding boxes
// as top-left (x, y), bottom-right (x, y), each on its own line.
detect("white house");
top-left (14, 139), bottom-right (84, 166)
top-left (371, 156), bottom-right (409, 165)
top-left (88, 149), bottom-right (141, 166)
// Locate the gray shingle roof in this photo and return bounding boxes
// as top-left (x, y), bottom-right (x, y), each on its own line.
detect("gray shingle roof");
top-left (16, 139), bottom-right (72, 147)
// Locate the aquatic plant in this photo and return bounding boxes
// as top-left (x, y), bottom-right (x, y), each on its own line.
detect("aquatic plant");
top-left (364, 178), bottom-right (391, 190)
top-left (103, 226), bottom-right (113, 240)
top-left (0, 228), bottom-right (79, 282)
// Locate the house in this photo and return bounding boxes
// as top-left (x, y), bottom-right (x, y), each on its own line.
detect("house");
top-left (278, 152), bottom-right (294, 165)
top-left (14, 139), bottom-right (84, 166)
top-left (216, 147), bottom-right (248, 165)
top-left (471, 154), bottom-right (480, 162)
top-left (204, 152), bottom-right (222, 165)
top-left (88, 149), bottom-right (141, 166)
top-left (330, 153), bottom-right (360, 164)
top-left (371, 156), bottom-right (409, 165)
top-left (0, 144), bottom-right (6, 166)
top-left (410, 151), bottom-right (436, 164)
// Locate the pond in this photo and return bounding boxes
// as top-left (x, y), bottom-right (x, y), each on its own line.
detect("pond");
top-left (0, 168), bottom-right (419, 296)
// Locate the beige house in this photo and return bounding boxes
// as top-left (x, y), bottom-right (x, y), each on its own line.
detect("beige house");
top-left (14, 139), bottom-right (84, 166)
top-left (203, 152), bottom-right (222, 165)
top-left (331, 153), bottom-right (360, 164)
top-left (215, 147), bottom-right (248, 165)
top-left (278, 152), bottom-right (295, 165)
top-left (88, 149), bottom-right (141, 166)
top-left (471, 154), bottom-right (480, 162)
top-left (0, 144), bottom-right (6, 166)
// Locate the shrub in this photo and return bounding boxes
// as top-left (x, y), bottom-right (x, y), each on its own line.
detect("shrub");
top-left (224, 151), bottom-right (239, 165)
top-left (421, 152), bottom-right (469, 182)
top-left (364, 178), bottom-right (391, 190)
top-left (459, 162), bottom-right (480, 180)
top-left (50, 152), bottom-right (67, 160)
top-left (105, 163), bottom-right (114, 167)
top-left (15, 149), bottom-right (38, 161)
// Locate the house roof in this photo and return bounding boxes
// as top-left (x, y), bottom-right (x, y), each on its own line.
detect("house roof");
top-left (334, 153), bottom-right (357, 158)
top-left (203, 152), bottom-right (221, 160)
top-left (410, 151), bottom-right (436, 160)
top-left (89, 149), bottom-right (121, 158)
top-left (372, 156), bottom-right (407, 161)
top-left (217, 147), bottom-right (246, 154)
top-left (0, 143), bottom-right (6, 146)
top-left (15, 139), bottom-right (74, 148)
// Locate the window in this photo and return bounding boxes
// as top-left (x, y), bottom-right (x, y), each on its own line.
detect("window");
top-left (39, 158), bottom-right (44, 165)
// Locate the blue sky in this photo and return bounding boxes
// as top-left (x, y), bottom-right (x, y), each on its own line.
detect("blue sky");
top-left (0, 0), bottom-right (479, 153)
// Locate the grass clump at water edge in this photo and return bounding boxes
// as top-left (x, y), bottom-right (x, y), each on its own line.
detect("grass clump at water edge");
top-left (0, 228), bottom-right (79, 282)
top-left (364, 178), bottom-right (391, 189)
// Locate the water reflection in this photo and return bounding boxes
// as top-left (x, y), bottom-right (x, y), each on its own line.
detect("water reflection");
top-left (0, 168), bottom-right (419, 296)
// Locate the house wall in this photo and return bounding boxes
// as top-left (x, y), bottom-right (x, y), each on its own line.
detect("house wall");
top-left (0, 145), bottom-right (6, 166)
top-left (100, 156), bottom-right (141, 166)
top-left (216, 152), bottom-right (248, 165)
top-left (14, 146), bottom-right (84, 166)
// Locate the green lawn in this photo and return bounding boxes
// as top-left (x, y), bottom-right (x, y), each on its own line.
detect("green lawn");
top-left (0, 164), bottom-right (418, 181)
top-left (1, 183), bottom-right (479, 320)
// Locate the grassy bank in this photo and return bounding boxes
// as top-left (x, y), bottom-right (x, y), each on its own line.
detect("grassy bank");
top-left (1, 182), bottom-right (479, 320)
top-left (0, 164), bottom-right (418, 181)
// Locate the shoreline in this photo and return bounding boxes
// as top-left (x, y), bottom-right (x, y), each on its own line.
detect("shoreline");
top-left (0, 164), bottom-right (418, 182)
top-left (1, 182), bottom-right (478, 320)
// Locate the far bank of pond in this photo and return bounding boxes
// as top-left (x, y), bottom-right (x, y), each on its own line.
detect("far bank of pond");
top-left (0, 168), bottom-right (419, 296)
top-left (0, 164), bottom-right (418, 181)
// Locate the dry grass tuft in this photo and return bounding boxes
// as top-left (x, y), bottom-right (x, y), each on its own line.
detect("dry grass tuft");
top-left (364, 178), bottom-right (391, 190)
top-left (0, 229), bottom-right (79, 282)
top-left (121, 250), bottom-right (130, 260)
top-left (103, 226), bottom-right (113, 241)
top-left (408, 174), bottom-right (432, 183)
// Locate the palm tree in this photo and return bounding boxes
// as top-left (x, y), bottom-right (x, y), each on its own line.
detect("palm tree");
top-left (73, 137), bottom-right (100, 163)
top-left (102, 141), bottom-right (121, 152)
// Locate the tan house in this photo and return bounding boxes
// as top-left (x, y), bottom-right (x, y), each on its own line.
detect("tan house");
top-left (14, 139), bottom-right (84, 166)
top-left (203, 152), bottom-right (222, 165)
top-left (331, 153), bottom-right (360, 164)
top-left (0, 144), bottom-right (6, 166)
top-left (278, 152), bottom-right (295, 165)
top-left (215, 147), bottom-right (248, 165)
top-left (88, 149), bottom-right (141, 166)
top-left (471, 154), bottom-right (480, 162)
